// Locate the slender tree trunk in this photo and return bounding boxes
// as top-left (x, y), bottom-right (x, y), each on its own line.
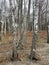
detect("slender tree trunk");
top-left (9, 0), bottom-right (18, 60)
top-left (30, 0), bottom-right (39, 60)
top-left (17, 0), bottom-right (23, 48)
top-left (21, 0), bottom-right (27, 45)
top-left (27, 0), bottom-right (31, 30)
top-left (42, 0), bottom-right (49, 43)
top-left (47, 25), bottom-right (49, 43)
top-left (1, 21), bottom-right (4, 40)
top-left (47, 4), bottom-right (49, 43)
top-left (7, 18), bottom-right (10, 33)
top-left (47, 0), bottom-right (49, 43)
top-left (45, 0), bottom-right (48, 30)
top-left (4, 18), bottom-right (6, 35)
top-left (0, 9), bottom-right (2, 40)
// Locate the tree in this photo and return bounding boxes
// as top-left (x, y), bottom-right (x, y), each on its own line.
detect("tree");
top-left (3, 0), bottom-right (7, 35)
top-left (0, 8), bottom-right (3, 40)
top-left (46, 0), bottom-right (49, 43)
top-left (9, 0), bottom-right (18, 60)
top-left (38, 0), bottom-right (45, 30)
top-left (21, 0), bottom-right (28, 45)
top-left (30, 0), bottom-right (39, 60)
top-left (16, 0), bottom-right (24, 48)
top-left (0, 0), bottom-right (6, 39)
top-left (26, 0), bottom-right (31, 30)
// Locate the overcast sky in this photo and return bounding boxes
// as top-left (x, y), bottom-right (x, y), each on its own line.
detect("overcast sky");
top-left (0, 0), bottom-right (49, 14)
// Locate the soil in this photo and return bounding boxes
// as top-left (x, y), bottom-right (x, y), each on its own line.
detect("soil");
top-left (0, 31), bottom-right (49, 65)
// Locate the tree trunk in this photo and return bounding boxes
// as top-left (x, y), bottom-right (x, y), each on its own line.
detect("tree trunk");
top-left (47, 25), bottom-right (49, 43)
top-left (7, 18), bottom-right (10, 33)
top-left (30, 0), bottom-right (39, 60)
top-left (9, 0), bottom-right (18, 60)
top-left (1, 22), bottom-right (4, 39)
top-left (21, 0), bottom-right (27, 45)
top-left (4, 18), bottom-right (6, 35)
top-left (17, 0), bottom-right (23, 48)
top-left (27, 0), bottom-right (31, 30)
top-left (45, 0), bottom-right (49, 43)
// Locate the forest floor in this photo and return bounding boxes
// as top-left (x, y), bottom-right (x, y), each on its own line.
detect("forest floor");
top-left (0, 31), bottom-right (49, 65)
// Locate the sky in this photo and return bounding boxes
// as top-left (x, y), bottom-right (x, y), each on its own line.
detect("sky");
top-left (0, 0), bottom-right (49, 14)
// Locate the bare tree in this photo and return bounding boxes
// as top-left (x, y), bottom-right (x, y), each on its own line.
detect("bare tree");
top-left (30, 0), bottom-right (39, 60)
top-left (3, 0), bottom-right (7, 35)
top-left (26, 0), bottom-right (31, 30)
top-left (0, 0), bottom-right (6, 39)
top-left (21, 0), bottom-right (27, 45)
top-left (0, 8), bottom-right (2, 40)
top-left (38, 0), bottom-right (44, 30)
top-left (9, 0), bottom-right (18, 60)
top-left (7, 17), bottom-right (10, 33)
top-left (16, 0), bottom-right (24, 48)
top-left (46, 0), bottom-right (49, 43)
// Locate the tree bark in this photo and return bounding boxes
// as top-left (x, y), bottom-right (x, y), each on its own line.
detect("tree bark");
top-left (30, 0), bottom-right (39, 60)
top-left (9, 0), bottom-right (18, 60)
